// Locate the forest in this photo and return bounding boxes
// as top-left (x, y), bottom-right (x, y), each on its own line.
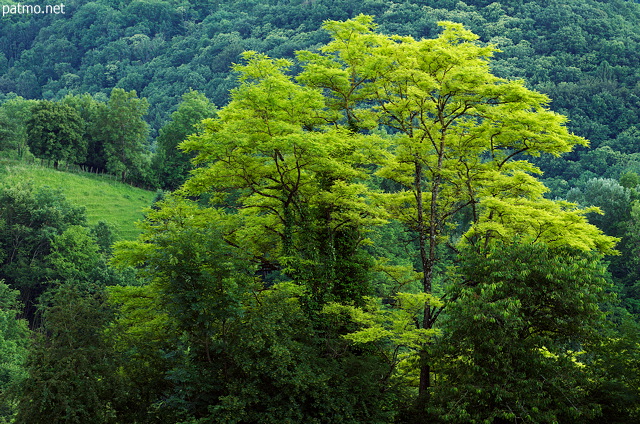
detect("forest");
top-left (2, 0), bottom-right (640, 423)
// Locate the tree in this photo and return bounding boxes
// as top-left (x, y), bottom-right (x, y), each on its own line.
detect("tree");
top-left (0, 183), bottom-right (86, 326)
top-left (0, 280), bottom-right (29, 421)
top-left (428, 242), bottom-right (610, 423)
top-left (0, 96), bottom-right (38, 159)
top-left (180, 51), bottom-right (385, 305)
top-left (296, 15), bottom-right (617, 399)
top-left (26, 100), bottom-right (86, 168)
top-left (111, 197), bottom-right (397, 423)
top-left (61, 93), bottom-right (109, 173)
top-left (99, 88), bottom-right (149, 182)
top-left (154, 89), bottom-right (216, 191)
top-left (45, 225), bottom-right (102, 283)
top-left (13, 283), bottom-right (120, 424)
top-left (108, 15), bottom-right (621, 422)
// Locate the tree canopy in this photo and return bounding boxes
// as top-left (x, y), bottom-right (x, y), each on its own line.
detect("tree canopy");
top-left (3, 6), bottom-right (640, 423)
top-left (106, 16), bottom-right (620, 423)
top-left (26, 100), bottom-right (86, 168)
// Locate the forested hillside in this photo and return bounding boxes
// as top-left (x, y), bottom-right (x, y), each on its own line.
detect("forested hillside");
top-left (2, 1), bottom-right (640, 423)
top-left (3, 0), bottom-right (640, 184)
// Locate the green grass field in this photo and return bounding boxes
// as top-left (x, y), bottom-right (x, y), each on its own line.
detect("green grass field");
top-left (0, 161), bottom-right (157, 240)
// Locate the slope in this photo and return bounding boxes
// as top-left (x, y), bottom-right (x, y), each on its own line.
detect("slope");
top-left (0, 160), bottom-right (156, 240)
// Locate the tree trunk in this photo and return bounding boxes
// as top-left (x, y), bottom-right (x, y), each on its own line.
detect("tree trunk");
top-left (414, 160), bottom-right (432, 399)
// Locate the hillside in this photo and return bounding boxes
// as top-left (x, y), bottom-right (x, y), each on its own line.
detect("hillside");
top-left (3, 6), bottom-right (640, 423)
top-left (2, 0), bottom-right (640, 197)
top-left (0, 161), bottom-right (156, 240)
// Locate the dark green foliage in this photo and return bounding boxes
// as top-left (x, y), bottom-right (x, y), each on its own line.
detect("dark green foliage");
top-left (195, 284), bottom-right (397, 424)
top-left (586, 316), bottom-right (640, 423)
top-left (112, 197), bottom-right (397, 423)
top-left (99, 88), bottom-right (150, 183)
top-left (26, 100), bottom-right (86, 168)
top-left (620, 171), bottom-right (640, 189)
top-left (0, 96), bottom-right (37, 160)
top-left (90, 221), bottom-right (116, 256)
top-left (0, 281), bottom-right (29, 421)
top-left (1, 0), bottom-right (639, 154)
top-left (13, 283), bottom-right (120, 424)
top-left (428, 242), bottom-right (610, 423)
top-left (61, 93), bottom-right (110, 172)
top-left (566, 178), bottom-right (631, 237)
top-left (0, 183), bottom-right (85, 325)
top-left (153, 90), bottom-right (216, 191)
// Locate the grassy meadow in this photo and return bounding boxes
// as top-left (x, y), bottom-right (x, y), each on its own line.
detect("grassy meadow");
top-left (0, 160), bottom-right (156, 240)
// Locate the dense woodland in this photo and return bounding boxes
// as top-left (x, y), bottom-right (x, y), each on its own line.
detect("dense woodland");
top-left (2, 0), bottom-right (640, 423)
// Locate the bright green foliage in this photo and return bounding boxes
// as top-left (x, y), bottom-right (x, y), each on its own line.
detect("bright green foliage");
top-left (46, 225), bottom-right (102, 283)
top-left (181, 51), bottom-right (385, 304)
top-left (26, 100), bottom-right (86, 168)
top-left (13, 283), bottom-right (120, 424)
top-left (298, 15), bottom-right (616, 267)
top-left (99, 88), bottom-right (150, 183)
top-left (154, 90), bottom-right (217, 191)
top-left (297, 15), bottom-right (617, 397)
top-left (324, 292), bottom-right (443, 389)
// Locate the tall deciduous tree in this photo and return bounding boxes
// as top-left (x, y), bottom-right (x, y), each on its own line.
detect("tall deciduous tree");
top-left (181, 51), bottom-right (385, 305)
top-left (297, 15), bottom-right (617, 398)
top-left (62, 93), bottom-right (109, 173)
top-left (154, 89), bottom-right (216, 191)
top-left (99, 88), bottom-right (149, 182)
top-left (108, 16), bottom-right (621, 422)
top-left (26, 100), bottom-right (86, 168)
top-left (0, 96), bottom-right (37, 159)
top-left (13, 283), bottom-right (120, 424)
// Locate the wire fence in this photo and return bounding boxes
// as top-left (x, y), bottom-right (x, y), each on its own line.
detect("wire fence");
top-left (21, 157), bottom-right (156, 190)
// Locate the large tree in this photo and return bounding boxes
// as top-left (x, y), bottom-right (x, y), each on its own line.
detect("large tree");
top-left (180, 51), bottom-right (385, 305)
top-left (99, 88), bottom-right (149, 182)
top-left (154, 89), bottom-right (217, 191)
top-left (0, 96), bottom-right (38, 159)
top-left (61, 93), bottom-right (109, 173)
top-left (428, 243), bottom-right (610, 423)
top-left (26, 100), bottom-right (86, 168)
top-left (110, 16), bottom-right (618, 422)
top-left (0, 183), bottom-right (86, 326)
top-left (14, 283), bottom-right (120, 424)
top-left (296, 15), bottom-right (617, 399)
